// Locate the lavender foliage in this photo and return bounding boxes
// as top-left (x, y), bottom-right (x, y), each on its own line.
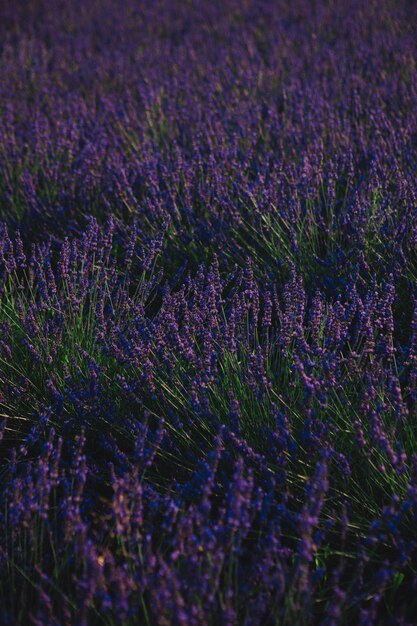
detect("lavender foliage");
top-left (1, 0), bottom-right (417, 623)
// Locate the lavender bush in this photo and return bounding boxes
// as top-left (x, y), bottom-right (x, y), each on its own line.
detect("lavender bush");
top-left (1, 0), bottom-right (417, 623)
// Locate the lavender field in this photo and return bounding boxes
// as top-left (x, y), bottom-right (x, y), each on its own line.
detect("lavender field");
top-left (1, 0), bottom-right (417, 624)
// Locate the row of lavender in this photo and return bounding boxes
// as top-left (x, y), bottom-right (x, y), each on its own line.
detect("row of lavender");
top-left (1, 0), bottom-right (417, 624)
top-left (1, 0), bottom-right (416, 289)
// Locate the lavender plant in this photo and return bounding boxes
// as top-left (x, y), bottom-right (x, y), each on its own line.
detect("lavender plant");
top-left (1, 0), bottom-right (417, 624)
